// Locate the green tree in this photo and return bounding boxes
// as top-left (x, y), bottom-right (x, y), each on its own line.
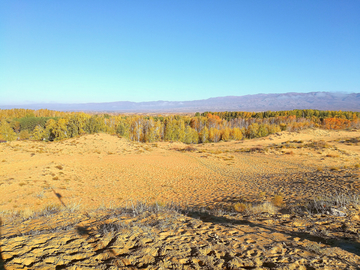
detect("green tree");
top-left (116, 119), bottom-right (130, 138)
top-left (258, 124), bottom-right (269, 137)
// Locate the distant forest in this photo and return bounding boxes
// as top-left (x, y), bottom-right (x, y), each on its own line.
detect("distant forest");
top-left (0, 109), bottom-right (359, 143)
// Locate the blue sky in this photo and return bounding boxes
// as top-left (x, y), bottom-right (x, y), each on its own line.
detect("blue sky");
top-left (1, 0), bottom-right (359, 105)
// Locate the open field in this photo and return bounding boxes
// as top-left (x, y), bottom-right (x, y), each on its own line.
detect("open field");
top-left (1, 128), bottom-right (360, 269)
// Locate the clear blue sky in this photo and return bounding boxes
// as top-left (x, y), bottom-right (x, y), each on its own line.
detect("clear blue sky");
top-left (1, 0), bottom-right (359, 105)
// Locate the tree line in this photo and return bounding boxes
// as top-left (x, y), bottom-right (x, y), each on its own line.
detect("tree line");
top-left (0, 109), bottom-right (359, 143)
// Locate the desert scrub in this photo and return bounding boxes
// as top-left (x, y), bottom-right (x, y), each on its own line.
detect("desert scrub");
top-left (233, 201), bottom-right (278, 215)
top-left (39, 203), bottom-right (62, 217)
top-left (272, 194), bottom-right (284, 207)
top-left (55, 165), bottom-right (63, 170)
top-left (305, 242), bottom-right (322, 254)
top-left (302, 192), bottom-right (360, 215)
top-left (233, 202), bottom-right (250, 213)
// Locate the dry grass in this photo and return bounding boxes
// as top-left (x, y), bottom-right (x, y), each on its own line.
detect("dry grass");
top-left (233, 201), bottom-right (278, 215)
top-left (251, 202), bottom-right (278, 215)
top-left (272, 195), bottom-right (284, 207)
top-left (233, 202), bottom-right (250, 213)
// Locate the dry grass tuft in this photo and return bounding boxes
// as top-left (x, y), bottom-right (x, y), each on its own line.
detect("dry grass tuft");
top-left (39, 203), bottom-right (62, 217)
top-left (20, 208), bottom-right (35, 220)
top-left (272, 195), bottom-right (284, 207)
top-left (233, 202), bottom-right (250, 213)
top-left (251, 202), bottom-right (278, 215)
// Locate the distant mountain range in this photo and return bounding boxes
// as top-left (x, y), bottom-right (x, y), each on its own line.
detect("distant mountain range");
top-left (1, 92), bottom-right (360, 112)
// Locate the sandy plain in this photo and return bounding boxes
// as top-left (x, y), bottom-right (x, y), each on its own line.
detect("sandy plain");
top-left (0, 128), bottom-right (360, 269)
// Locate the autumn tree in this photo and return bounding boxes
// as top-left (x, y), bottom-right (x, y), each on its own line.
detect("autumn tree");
top-left (19, 130), bottom-right (30, 140)
top-left (0, 121), bottom-right (17, 141)
top-left (199, 126), bottom-right (209, 143)
top-left (32, 125), bottom-right (45, 140)
top-left (53, 118), bottom-right (69, 140)
top-left (43, 119), bottom-right (57, 141)
top-left (66, 113), bottom-right (89, 137)
top-left (116, 118), bottom-right (131, 138)
top-left (209, 127), bottom-right (221, 142)
top-left (230, 128), bottom-right (243, 140)
top-left (183, 125), bottom-right (199, 144)
top-left (221, 127), bottom-right (231, 141)
top-left (130, 117), bottom-right (143, 142)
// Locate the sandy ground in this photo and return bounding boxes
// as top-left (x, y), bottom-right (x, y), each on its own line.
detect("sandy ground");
top-left (1, 128), bottom-right (360, 269)
top-left (0, 129), bottom-right (359, 212)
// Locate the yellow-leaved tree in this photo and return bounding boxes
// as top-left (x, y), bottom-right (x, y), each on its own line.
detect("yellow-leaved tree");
top-left (0, 121), bottom-right (17, 141)
top-left (32, 125), bottom-right (45, 140)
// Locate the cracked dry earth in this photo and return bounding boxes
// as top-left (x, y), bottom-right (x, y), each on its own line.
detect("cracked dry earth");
top-left (1, 129), bottom-right (360, 269)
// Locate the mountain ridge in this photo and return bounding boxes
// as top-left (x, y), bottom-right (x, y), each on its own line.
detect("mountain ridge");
top-left (1, 92), bottom-right (359, 112)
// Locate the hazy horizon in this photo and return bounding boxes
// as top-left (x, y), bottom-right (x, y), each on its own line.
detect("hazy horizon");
top-left (1, 1), bottom-right (359, 105)
top-left (0, 90), bottom-right (357, 106)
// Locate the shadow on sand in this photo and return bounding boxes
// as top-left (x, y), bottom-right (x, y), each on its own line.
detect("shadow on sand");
top-left (1, 187), bottom-right (359, 269)
top-left (0, 218), bottom-right (5, 270)
top-left (186, 209), bottom-right (360, 265)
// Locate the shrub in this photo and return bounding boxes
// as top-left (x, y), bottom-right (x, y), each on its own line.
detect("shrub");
top-left (233, 202), bottom-right (249, 213)
top-left (272, 195), bottom-right (284, 207)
